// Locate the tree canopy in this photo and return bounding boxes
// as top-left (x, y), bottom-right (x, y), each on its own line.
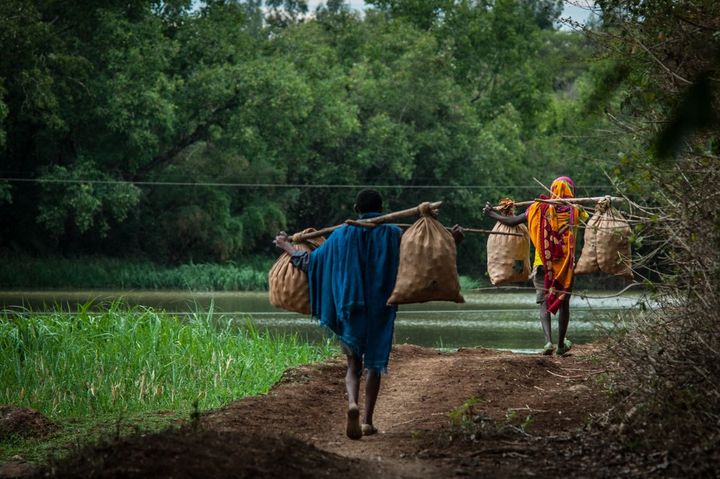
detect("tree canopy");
top-left (0, 0), bottom-right (617, 273)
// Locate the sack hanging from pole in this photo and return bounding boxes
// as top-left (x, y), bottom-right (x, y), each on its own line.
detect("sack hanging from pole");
top-left (268, 229), bottom-right (325, 314)
top-left (387, 203), bottom-right (464, 305)
top-left (575, 198), bottom-right (633, 279)
top-left (486, 199), bottom-right (531, 285)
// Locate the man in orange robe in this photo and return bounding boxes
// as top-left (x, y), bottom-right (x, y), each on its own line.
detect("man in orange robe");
top-left (484, 177), bottom-right (588, 355)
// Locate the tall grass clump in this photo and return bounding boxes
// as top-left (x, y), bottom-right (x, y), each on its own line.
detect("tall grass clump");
top-left (0, 303), bottom-right (336, 418)
top-left (0, 256), bottom-right (273, 291)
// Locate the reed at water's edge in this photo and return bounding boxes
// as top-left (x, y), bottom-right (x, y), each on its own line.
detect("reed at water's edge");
top-left (0, 255), bottom-right (273, 291)
top-left (0, 255), bottom-right (627, 293)
top-left (0, 303), bottom-right (337, 418)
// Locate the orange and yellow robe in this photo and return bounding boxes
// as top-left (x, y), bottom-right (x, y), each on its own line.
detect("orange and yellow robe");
top-left (525, 177), bottom-right (588, 314)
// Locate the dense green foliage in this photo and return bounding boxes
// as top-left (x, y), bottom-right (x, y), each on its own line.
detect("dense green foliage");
top-left (0, 304), bottom-right (336, 417)
top-left (0, 0), bottom-right (617, 277)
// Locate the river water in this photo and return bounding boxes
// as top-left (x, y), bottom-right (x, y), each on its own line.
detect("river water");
top-left (0, 290), bottom-right (644, 353)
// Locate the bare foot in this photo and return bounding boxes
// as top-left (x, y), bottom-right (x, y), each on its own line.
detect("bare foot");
top-left (346, 405), bottom-right (361, 440)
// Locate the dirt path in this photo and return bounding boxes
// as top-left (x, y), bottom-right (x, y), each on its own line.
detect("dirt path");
top-left (36, 343), bottom-right (616, 478)
top-left (211, 345), bottom-right (600, 461)
top-left (209, 344), bottom-right (610, 477)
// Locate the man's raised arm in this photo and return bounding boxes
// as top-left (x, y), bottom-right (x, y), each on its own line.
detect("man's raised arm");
top-left (483, 202), bottom-right (526, 227)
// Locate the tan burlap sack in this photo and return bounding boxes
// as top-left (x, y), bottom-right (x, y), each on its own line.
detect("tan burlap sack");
top-left (487, 222), bottom-right (531, 285)
top-left (575, 199), bottom-right (633, 279)
top-left (574, 213), bottom-right (599, 275)
top-left (388, 203), bottom-right (464, 305)
top-left (268, 229), bottom-right (325, 314)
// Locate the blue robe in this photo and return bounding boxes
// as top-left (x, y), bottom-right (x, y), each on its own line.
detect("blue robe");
top-left (307, 213), bottom-right (402, 372)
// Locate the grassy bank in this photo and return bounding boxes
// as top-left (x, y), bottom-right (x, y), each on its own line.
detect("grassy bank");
top-left (0, 256), bottom-right (273, 291)
top-left (0, 304), bottom-right (337, 461)
top-left (0, 254), bottom-right (627, 294)
top-left (0, 255), bottom-right (494, 292)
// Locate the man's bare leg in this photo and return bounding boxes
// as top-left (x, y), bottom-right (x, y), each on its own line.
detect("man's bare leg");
top-left (362, 370), bottom-right (381, 435)
top-left (345, 353), bottom-right (362, 439)
top-left (346, 354), bottom-right (362, 407)
top-left (557, 297), bottom-right (572, 355)
top-left (539, 300), bottom-right (552, 343)
top-left (539, 300), bottom-right (553, 354)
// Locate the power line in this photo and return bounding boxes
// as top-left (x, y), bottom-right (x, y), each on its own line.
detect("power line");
top-left (0, 177), bottom-right (614, 190)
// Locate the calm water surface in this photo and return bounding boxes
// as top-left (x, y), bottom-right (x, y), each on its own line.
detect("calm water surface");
top-left (0, 290), bottom-right (646, 353)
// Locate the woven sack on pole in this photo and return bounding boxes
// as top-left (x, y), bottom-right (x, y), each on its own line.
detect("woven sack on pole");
top-left (485, 199), bottom-right (530, 285)
top-left (387, 203), bottom-right (464, 305)
top-left (268, 229), bottom-right (325, 314)
top-left (575, 199), bottom-right (633, 279)
top-left (574, 213), bottom-right (600, 275)
top-left (487, 222), bottom-right (531, 285)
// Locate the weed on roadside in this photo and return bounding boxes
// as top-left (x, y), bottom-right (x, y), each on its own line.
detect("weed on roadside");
top-left (449, 398), bottom-right (536, 442)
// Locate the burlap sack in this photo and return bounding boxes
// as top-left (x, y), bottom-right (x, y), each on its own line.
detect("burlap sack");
top-left (574, 213), bottom-right (599, 275)
top-left (487, 222), bottom-right (531, 285)
top-left (268, 229), bottom-right (325, 314)
top-left (388, 203), bottom-right (464, 305)
top-left (575, 199), bottom-right (633, 279)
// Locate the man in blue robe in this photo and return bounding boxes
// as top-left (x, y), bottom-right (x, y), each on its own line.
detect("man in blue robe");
top-left (274, 190), bottom-right (463, 440)
top-left (274, 190), bottom-right (400, 439)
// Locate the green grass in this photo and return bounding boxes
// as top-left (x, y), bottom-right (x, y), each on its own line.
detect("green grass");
top-left (0, 255), bottom-right (273, 291)
top-left (0, 411), bottom-right (182, 464)
top-left (459, 275), bottom-right (487, 290)
top-left (0, 303), bottom-right (337, 462)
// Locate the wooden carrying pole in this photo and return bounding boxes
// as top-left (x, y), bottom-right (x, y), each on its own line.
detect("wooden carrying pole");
top-left (394, 224), bottom-right (523, 237)
top-left (506, 196), bottom-right (626, 209)
top-left (460, 227), bottom-right (523, 237)
top-left (290, 201), bottom-right (442, 242)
